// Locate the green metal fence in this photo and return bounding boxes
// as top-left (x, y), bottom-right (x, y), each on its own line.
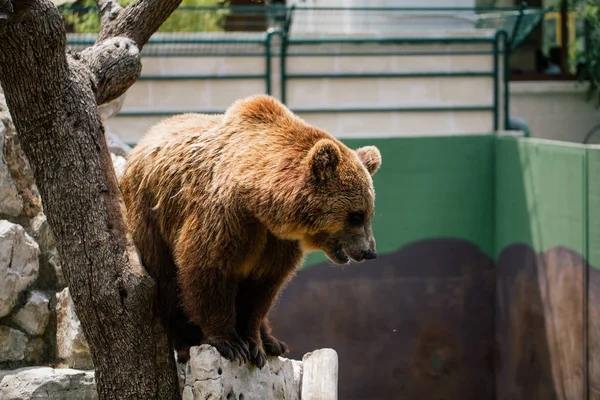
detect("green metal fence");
top-left (279, 32), bottom-right (510, 130)
top-left (62, 5), bottom-right (548, 132)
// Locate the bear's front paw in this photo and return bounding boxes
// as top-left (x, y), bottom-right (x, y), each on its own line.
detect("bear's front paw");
top-left (246, 337), bottom-right (268, 369)
top-left (204, 335), bottom-right (251, 365)
top-left (261, 333), bottom-right (289, 357)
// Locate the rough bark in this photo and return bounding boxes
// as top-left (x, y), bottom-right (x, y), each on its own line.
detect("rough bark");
top-left (96, 0), bottom-right (183, 49)
top-left (0, 0), bottom-right (181, 399)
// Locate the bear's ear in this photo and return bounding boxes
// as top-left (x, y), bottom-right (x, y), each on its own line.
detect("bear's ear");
top-left (355, 146), bottom-right (381, 176)
top-left (307, 139), bottom-right (341, 182)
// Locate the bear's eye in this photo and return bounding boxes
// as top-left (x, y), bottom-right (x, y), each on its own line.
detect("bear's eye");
top-left (347, 212), bottom-right (365, 227)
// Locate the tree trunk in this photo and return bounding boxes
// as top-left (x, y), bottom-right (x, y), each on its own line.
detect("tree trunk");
top-left (0, 1), bottom-right (181, 398)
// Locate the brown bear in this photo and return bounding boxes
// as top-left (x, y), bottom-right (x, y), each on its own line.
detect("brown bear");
top-left (120, 94), bottom-right (382, 368)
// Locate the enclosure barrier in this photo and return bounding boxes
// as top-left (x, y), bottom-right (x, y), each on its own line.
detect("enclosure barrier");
top-left (280, 32), bottom-right (511, 131)
top-left (62, 5), bottom-right (551, 142)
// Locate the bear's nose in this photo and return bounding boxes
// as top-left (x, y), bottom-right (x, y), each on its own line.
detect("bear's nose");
top-left (363, 251), bottom-right (377, 260)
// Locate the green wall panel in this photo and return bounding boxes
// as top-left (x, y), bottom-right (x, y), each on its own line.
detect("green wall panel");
top-left (495, 136), bottom-right (588, 400)
top-left (495, 137), bottom-right (587, 258)
top-left (586, 146), bottom-right (600, 400)
top-left (587, 146), bottom-right (600, 269)
top-left (302, 135), bottom-right (496, 268)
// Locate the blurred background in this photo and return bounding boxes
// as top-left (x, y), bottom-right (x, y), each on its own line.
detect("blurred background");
top-left (0, 1), bottom-right (595, 399)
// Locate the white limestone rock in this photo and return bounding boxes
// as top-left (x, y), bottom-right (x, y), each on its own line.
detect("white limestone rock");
top-left (186, 344), bottom-right (301, 400)
top-left (48, 248), bottom-right (66, 289)
top-left (99, 95), bottom-right (131, 157)
top-left (0, 121), bottom-right (22, 217)
top-left (55, 288), bottom-right (93, 370)
top-left (98, 95), bottom-right (125, 121)
top-left (0, 345), bottom-right (336, 399)
top-left (111, 153), bottom-right (127, 181)
top-left (13, 291), bottom-right (50, 336)
top-left (301, 348), bottom-right (339, 400)
top-left (24, 337), bottom-right (45, 364)
top-left (0, 88), bottom-right (42, 219)
top-left (0, 367), bottom-right (97, 400)
top-left (0, 326), bottom-right (28, 362)
top-left (106, 133), bottom-right (132, 158)
top-left (0, 220), bottom-right (40, 318)
top-left (29, 213), bottom-right (55, 252)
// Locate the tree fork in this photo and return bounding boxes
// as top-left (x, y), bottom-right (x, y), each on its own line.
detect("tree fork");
top-left (0, 0), bottom-right (182, 398)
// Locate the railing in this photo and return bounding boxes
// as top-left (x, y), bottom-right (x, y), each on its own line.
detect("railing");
top-left (279, 32), bottom-right (510, 131)
top-left (62, 5), bottom-right (538, 133)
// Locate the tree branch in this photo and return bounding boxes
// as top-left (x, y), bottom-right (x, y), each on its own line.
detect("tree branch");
top-left (97, 0), bottom-right (122, 29)
top-left (80, 37), bottom-right (142, 105)
top-left (97, 0), bottom-right (182, 49)
top-left (81, 0), bottom-right (181, 105)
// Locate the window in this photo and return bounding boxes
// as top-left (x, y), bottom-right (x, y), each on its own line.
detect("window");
top-left (506, 0), bottom-right (590, 80)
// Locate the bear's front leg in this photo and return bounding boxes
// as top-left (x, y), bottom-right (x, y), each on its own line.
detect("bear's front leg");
top-left (178, 265), bottom-right (251, 364)
top-left (236, 278), bottom-right (291, 368)
top-left (236, 277), bottom-right (277, 368)
top-left (175, 217), bottom-right (254, 365)
top-left (236, 235), bottom-right (302, 368)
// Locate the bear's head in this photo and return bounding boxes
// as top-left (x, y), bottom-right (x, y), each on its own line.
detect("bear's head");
top-left (224, 94), bottom-right (381, 265)
top-left (300, 139), bottom-right (382, 265)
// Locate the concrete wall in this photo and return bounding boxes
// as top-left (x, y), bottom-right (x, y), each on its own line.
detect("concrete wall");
top-left (510, 81), bottom-right (600, 144)
top-left (106, 66), bottom-right (600, 146)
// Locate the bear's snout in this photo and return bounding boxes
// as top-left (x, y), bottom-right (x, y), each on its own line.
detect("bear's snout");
top-left (363, 250), bottom-right (377, 260)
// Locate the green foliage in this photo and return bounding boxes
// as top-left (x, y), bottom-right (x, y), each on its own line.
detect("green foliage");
top-left (158, 0), bottom-right (230, 33)
top-left (577, 0), bottom-right (600, 106)
top-left (60, 0), bottom-right (103, 33)
top-left (60, 0), bottom-right (229, 34)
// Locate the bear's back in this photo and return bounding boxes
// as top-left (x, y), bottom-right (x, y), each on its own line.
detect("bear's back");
top-left (120, 113), bottom-right (225, 242)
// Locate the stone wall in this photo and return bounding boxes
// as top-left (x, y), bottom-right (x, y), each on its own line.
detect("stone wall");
top-left (0, 89), bottom-right (127, 371)
top-left (0, 88), bottom-right (60, 370)
top-left (0, 346), bottom-right (339, 400)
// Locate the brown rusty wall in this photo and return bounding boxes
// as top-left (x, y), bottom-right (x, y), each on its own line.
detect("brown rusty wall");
top-left (269, 239), bottom-right (496, 400)
top-left (495, 245), bottom-right (585, 400)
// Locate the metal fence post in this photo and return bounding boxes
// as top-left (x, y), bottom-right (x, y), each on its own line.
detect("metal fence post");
top-left (501, 30), bottom-right (510, 131)
top-left (265, 29), bottom-right (274, 95)
top-left (493, 33), bottom-right (500, 131)
top-left (280, 31), bottom-right (288, 104)
top-left (496, 29), bottom-right (510, 130)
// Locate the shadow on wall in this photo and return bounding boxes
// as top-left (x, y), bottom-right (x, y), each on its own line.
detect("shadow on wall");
top-left (495, 245), bottom-right (585, 400)
top-left (268, 239), bottom-right (594, 400)
top-left (493, 137), bottom-right (593, 399)
top-left (269, 238), bottom-right (497, 400)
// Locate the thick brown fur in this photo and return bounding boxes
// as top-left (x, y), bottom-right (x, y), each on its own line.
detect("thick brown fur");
top-left (120, 94), bottom-right (382, 368)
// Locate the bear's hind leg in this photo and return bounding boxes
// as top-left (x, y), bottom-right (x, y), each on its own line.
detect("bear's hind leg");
top-left (260, 318), bottom-right (289, 357)
top-left (170, 305), bottom-right (204, 363)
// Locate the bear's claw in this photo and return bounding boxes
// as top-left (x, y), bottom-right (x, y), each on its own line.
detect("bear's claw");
top-left (204, 335), bottom-right (251, 365)
top-left (261, 334), bottom-right (289, 357)
top-left (247, 338), bottom-right (268, 369)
